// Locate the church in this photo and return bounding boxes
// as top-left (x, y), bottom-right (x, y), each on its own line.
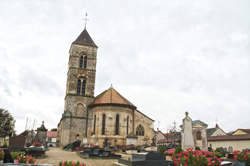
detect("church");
top-left (57, 25), bottom-right (155, 148)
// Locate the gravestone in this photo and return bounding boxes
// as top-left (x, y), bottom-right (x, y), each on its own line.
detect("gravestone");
top-left (126, 135), bottom-right (138, 145)
top-left (117, 151), bottom-right (173, 166)
top-left (34, 121), bottom-right (47, 148)
top-left (181, 112), bottom-right (195, 150)
top-left (9, 135), bottom-right (26, 151)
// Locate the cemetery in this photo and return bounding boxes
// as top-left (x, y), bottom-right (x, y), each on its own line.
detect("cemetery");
top-left (0, 113), bottom-right (250, 166)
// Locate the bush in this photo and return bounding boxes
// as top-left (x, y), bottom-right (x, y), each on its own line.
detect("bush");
top-left (172, 148), bottom-right (222, 166)
top-left (0, 149), bottom-right (4, 160)
top-left (215, 147), bottom-right (226, 157)
top-left (175, 146), bottom-right (182, 154)
top-left (195, 146), bottom-right (200, 150)
top-left (11, 152), bottom-right (25, 160)
top-left (3, 141), bottom-right (8, 148)
top-left (157, 145), bottom-right (167, 154)
top-left (233, 150), bottom-right (250, 164)
top-left (16, 154), bottom-right (36, 164)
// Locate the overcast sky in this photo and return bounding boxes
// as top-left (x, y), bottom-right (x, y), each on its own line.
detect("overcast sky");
top-left (0, 0), bottom-right (249, 134)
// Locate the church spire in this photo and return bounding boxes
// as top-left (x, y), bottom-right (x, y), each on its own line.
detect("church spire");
top-left (83, 12), bottom-right (89, 30)
top-left (72, 13), bottom-right (98, 48)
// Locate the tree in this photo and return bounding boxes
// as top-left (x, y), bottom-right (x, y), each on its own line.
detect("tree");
top-left (0, 108), bottom-right (15, 138)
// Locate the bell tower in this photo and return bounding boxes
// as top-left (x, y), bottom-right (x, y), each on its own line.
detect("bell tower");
top-left (57, 26), bottom-right (98, 146)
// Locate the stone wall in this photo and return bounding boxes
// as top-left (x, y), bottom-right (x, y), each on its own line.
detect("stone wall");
top-left (87, 106), bottom-right (154, 147)
top-left (88, 105), bottom-right (133, 147)
top-left (208, 140), bottom-right (250, 151)
top-left (57, 42), bottom-right (97, 146)
top-left (134, 110), bottom-right (154, 146)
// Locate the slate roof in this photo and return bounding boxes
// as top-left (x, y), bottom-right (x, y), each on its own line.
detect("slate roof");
top-left (72, 28), bottom-right (98, 48)
top-left (90, 87), bottom-right (136, 109)
top-left (192, 120), bottom-right (208, 127)
top-left (180, 120), bottom-right (208, 129)
top-left (206, 128), bottom-right (217, 137)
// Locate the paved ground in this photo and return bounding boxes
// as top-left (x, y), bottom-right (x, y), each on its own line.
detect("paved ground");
top-left (36, 147), bottom-right (118, 166)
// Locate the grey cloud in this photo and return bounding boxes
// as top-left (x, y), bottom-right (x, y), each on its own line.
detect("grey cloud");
top-left (0, 0), bottom-right (249, 133)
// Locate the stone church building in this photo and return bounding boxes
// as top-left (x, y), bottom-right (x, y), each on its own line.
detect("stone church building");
top-left (57, 27), bottom-right (154, 147)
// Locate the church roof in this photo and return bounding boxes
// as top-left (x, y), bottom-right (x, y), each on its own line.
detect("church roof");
top-left (90, 87), bottom-right (136, 109)
top-left (72, 28), bottom-right (98, 48)
top-left (192, 120), bottom-right (208, 127)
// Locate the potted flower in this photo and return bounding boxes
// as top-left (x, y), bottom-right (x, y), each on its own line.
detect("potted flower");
top-left (16, 154), bottom-right (36, 164)
top-left (233, 150), bottom-right (250, 166)
top-left (32, 142), bottom-right (43, 147)
top-left (172, 148), bottom-right (222, 166)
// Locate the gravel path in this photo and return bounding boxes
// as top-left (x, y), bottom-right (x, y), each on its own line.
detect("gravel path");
top-left (36, 147), bottom-right (117, 166)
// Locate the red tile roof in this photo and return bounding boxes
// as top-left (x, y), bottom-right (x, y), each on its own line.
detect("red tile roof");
top-left (91, 87), bottom-right (135, 108)
top-left (47, 131), bottom-right (57, 138)
top-left (208, 134), bottom-right (250, 141)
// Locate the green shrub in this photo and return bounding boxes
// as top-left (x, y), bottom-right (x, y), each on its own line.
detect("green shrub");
top-left (3, 141), bottom-right (8, 148)
top-left (175, 146), bottom-right (182, 154)
top-left (195, 146), bottom-right (201, 150)
top-left (11, 152), bottom-right (25, 160)
top-left (157, 145), bottom-right (167, 154)
top-left (215, 147), bottom-right (225, 157)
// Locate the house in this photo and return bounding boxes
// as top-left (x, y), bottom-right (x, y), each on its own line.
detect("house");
top-left (206, 124), bottom-right (227, 137)
top-left (231, 129), bottom-right (250, 135)
top-left (155, 130), bottom-right (167, 145)
top-left (47, 131), bottom-right (57, 147)
top-left (208, 134), bottom-right (250, 151)
top-left (157, 132), bottom-right (181, 146)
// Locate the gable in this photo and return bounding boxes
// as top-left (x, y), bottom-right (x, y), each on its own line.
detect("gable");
top-left (233, 130), bottom-right (248, 135)
top-left (211, 128), bottom-right (226, 136)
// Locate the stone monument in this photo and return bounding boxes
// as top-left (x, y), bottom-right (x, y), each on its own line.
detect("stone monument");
top-left (181, 112), bottom-right (195, 150)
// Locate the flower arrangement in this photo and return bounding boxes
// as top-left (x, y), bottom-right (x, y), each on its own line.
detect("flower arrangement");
top-left (16, 154), bottom-right (36, 164)
top-left (59, 161), bottom-right (86, 166)
top-left (170, 148), bottom-right (222, 166)
top-left (11, 152), bottom-right (25, 160)
top-left (32, 142), bottom-right (43, 147)
top-left (0, 149), bottom-right (4, 160)
top-left (233, 150), bottom-right (250, 164)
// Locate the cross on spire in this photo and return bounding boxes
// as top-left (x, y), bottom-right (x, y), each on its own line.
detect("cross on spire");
top-left (84, 12), bottom-right (89, 29)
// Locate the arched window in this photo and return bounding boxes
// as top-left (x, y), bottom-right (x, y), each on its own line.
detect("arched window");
top-left (126, 116), bottom-right (129, 135)
top-left (79, 56), bottom-right (84, 68)
top-left (102, 114), bottom-right (106, 135)
top-left (93, 115), bottom-right (96, 134)
top-left (196, 131), bottom-right (202, 140)
top-left (81, 80), bottom-right (86, 96)
top-left (84, 56), bottom-right (87, 68)
top-left (77, 79), bottom-right (81, 95)
top-left (115, 114), bottom-right (119, 135)
top-left (136, 124), bottom-right (144, 136)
